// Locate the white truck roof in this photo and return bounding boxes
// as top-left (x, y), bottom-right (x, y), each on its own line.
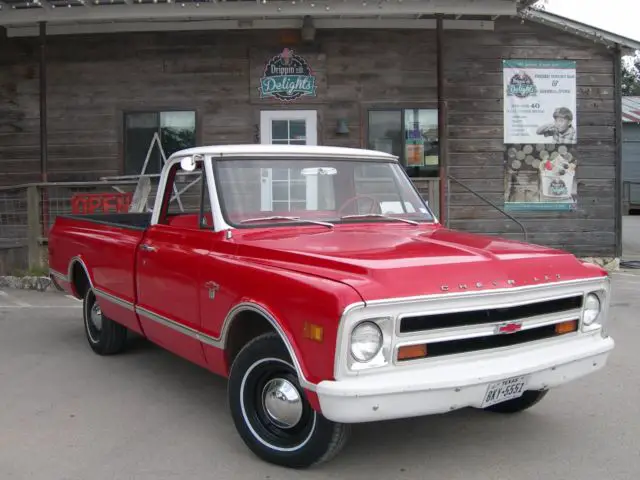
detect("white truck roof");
top-left (169, 144), bottom-right (399, 162)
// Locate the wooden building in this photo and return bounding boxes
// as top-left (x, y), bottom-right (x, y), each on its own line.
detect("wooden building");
top-left (1, 0), bottom-right (639, 268)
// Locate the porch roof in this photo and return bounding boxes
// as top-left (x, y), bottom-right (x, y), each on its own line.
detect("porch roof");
top-left (0, 0), bottom-right (524, 35)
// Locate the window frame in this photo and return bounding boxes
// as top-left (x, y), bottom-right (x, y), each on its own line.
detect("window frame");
top-left (157, 159), bottom-right (214, 230)
top-left (120, 107), bottom-right (201, 176)
top-left (361, 102), bottom-right (440, 177)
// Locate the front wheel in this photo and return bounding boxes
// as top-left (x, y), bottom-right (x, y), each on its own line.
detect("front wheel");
top-left (482, 389), bottom-right (549, 414)
top-left (83, 288), bottom-right (128, 355)
top-left (228, 333), bottom-right (349, 468)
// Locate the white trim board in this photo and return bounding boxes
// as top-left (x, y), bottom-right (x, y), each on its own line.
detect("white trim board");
top-left (0, 0), bottom-right (516, 27)
top-left (4, 18), bottom-right (495, 37)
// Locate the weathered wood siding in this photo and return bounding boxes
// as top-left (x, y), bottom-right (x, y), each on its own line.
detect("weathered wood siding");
top-left (444, 20), bottom-right (616, 256)
top-left (0, 19), bottom-right (618, 257)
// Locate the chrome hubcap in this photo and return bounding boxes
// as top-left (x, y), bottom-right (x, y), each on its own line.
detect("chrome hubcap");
top-left (90, 303), bottom-right (103, 331)
top-left (261, 378), bottom-right (303, 429)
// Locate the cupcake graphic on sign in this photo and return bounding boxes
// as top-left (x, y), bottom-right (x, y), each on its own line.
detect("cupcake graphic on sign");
top-left (259, 48), bottom-right (317, 102)
top-left (538, 150), bottom-right (575, 199)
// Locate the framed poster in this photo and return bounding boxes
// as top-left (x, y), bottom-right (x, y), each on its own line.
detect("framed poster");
top-left (503, 59), bottom-right (577, 145)
top-left (503, 59), bottom-right (578, 211)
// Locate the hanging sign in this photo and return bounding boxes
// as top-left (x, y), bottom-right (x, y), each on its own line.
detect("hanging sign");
top-left (259, 48), bottom-right (317, 102)
top-left (503, 59), bottom-right (577, 145)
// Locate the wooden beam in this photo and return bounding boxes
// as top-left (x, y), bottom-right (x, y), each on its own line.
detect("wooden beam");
top-left (0, 0), bottom-right (517, 26)
top-left (5, 17), bottom-right (495, 36)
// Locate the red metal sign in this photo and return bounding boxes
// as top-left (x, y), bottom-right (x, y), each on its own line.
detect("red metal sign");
top-left (71, 192), bottom-right (133, 215)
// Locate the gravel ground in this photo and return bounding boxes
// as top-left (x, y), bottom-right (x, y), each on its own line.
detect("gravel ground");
top-left (0, 274), bottom-right (638, 480)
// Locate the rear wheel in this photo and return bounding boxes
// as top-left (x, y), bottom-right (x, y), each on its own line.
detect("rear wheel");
top-left (83, 288), bottom-right (128, 355)
top-left (228, 332), bottom-right (349, 468)
top-left (483, 390), bottom-right (549, 414)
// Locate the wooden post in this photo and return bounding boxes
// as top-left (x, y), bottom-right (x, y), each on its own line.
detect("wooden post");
top-left (27, 186), bottom-right (43, 271)
top-left (436, 15), bottom-right (448, 226)
top-left (39, 21), bottom-right (48, 183)
top-left (614, 46), bottom-right (623, 259)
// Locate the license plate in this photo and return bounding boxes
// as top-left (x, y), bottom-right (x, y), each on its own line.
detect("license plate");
top-left (481, 375), bottom-right (529, 408)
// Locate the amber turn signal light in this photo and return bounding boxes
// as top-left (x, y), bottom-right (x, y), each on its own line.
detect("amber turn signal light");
top-left (397, 344), bottom-right (428, 361)
top-left (303, 322), bottom-right (324, 342)
top-left (555, 320), bottom-right (578, 335)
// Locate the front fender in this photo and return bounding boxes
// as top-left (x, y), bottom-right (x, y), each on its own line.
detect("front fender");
top-left (218, 263), bottom-right (364, 390)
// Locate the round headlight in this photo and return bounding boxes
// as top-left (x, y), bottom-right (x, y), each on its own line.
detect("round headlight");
top-left (583, 293), bottom-right (601, 326)
top-left (350, 321), bottom-right (383, 362)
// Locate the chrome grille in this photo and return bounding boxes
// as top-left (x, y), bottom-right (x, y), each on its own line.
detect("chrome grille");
top-left (398, 295), bottom-right (583, 334)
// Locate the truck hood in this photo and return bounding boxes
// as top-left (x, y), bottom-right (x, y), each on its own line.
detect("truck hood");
top-left (234, 225), bottom-right (605, 302)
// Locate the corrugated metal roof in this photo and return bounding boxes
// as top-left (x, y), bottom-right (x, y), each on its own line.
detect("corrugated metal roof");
top-left (623, 97), bottom-right (640, 124)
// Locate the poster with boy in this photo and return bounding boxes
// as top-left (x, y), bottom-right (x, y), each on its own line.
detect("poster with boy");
top-left (503, 59), bottom-right (578, 212)
top-left (503, 59), bottom-right (577, 145)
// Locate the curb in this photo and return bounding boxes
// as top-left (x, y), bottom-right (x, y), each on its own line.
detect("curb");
top-left (579, 257), bottom-right (620, 272)
top-left (0, 276), bottom-right (55, 292)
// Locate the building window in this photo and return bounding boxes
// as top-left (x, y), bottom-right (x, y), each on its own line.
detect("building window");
top-left (124, 111), bottom-right (196, 175)
top-left (367, 108), bottom-right (439, 177)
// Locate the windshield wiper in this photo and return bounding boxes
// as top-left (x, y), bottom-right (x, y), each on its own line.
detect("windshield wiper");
top-left (340, 214), bottom-right (419, 225)
top-left (239, 215), bottom-right (334, 228)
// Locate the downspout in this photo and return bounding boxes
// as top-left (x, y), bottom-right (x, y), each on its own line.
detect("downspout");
top-left (436, 14), bottom-right (448, 226)
top-left (613, 45), bottom-right (623, 259)
top-left (39, 21), bottom-right (48, 184)
top-left (39, 21), bottom-right (49, 235)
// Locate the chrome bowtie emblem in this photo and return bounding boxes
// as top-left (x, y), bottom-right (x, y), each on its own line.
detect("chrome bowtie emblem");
top-left (495, 321), bottom-right (523, 335)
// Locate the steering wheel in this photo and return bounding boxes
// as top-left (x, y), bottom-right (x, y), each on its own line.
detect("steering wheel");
top-left (337, 195), bottom-right (381, 216)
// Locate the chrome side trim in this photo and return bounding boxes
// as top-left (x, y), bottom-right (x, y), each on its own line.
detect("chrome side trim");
top-left (135, 306), bottom-right (214, 343)
top-left (62, 258), bottom-right (318, 391)
top-left (134, 303), bottom-right (318, 389)
top-left (49, 269), bottom-right (68, 283)
top-left (94, 288), bottom-right (135, 312)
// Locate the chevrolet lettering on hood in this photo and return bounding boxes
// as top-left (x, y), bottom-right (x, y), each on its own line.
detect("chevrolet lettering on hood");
top-left (440, 274), bottom-right (563, 292)
top-left (47, 144), bottom-right (615, 469)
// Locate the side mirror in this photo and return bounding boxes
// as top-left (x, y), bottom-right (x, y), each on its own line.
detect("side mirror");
top-left (180, 156), bottom-right (196, 172)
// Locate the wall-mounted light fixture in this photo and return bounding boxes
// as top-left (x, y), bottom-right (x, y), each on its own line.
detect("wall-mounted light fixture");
top-left (301, 15), bottom-right (316, 42)
top-left (336, 119), bottom-right (350, 134)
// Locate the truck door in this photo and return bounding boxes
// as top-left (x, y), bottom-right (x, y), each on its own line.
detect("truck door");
top-left (134, 161), bottom-right (212, 368)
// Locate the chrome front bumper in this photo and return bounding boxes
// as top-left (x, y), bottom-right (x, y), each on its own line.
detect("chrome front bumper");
top-left (316, 332), bottom-right (614, 423)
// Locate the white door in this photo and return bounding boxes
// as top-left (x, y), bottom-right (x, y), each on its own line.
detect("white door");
top-left (259, 110), bottom-right (318, 212)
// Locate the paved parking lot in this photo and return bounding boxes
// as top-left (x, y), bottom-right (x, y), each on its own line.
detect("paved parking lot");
top-left (0, 274), bottom-right (638, 480)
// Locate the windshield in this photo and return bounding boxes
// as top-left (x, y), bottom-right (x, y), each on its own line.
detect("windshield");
top-left (213, 157), bottom-right (435, 227)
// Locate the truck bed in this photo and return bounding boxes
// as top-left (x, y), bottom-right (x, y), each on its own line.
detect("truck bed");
top-left (48, 212), bottom-right (151, 335)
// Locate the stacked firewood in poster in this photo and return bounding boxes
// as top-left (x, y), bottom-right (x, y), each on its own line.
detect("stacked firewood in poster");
top-left (504, 143), bottom-right (579, 204)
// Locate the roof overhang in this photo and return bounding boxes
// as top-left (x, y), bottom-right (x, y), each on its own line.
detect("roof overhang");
top-left (0, 0), bottom-right (519, 35)
top-left (519, 8), bottom-right (640, 55)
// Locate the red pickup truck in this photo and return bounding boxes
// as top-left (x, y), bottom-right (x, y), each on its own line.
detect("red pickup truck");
top-left (49, 145), bottom-right (614, 469)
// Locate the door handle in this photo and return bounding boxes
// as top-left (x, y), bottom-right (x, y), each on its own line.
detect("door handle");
top-left (139, 244), bottom-right (157, 252)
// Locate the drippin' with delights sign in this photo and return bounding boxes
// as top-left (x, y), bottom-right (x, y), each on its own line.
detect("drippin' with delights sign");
top-left (259, 48), bottom-right (317, 102)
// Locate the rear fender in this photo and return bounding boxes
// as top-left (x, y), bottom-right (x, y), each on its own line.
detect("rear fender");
top-left (67, 256), bottom-right (94, 298)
